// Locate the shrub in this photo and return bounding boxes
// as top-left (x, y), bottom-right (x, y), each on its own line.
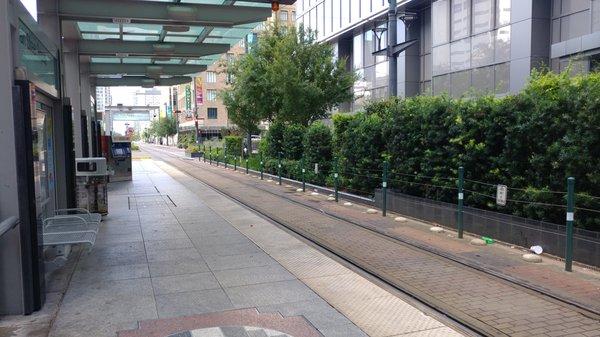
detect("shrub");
top-left (303, 121), bottom-right (332, 185)
top-left (265, 121), bottom-right (285, 158)
top-left (283, 124), bottom-right (305, 160)
top-left (186, 144), bottom-right (201, 153)
top-left (224, 136), bottom-right (243, 157)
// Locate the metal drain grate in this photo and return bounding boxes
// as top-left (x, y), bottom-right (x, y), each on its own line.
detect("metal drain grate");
top-left (128, 194), bottom-right (176, 209)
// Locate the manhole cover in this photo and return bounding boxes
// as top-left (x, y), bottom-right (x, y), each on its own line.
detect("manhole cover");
top-left (166, 326), bottom-right (293, 337)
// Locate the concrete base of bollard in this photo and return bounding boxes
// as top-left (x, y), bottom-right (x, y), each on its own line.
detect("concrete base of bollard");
top-left (366, 208), bottom-right (378, 214)
top-left (470, 238), bottom-right (486, 246)
top-left (430, 226), bottom-right (444, 233)
top-left (522, 253), bottom-right (542, 263)
top-left (343, 202), bottom-right (353, 206)
top-left (394, 217), bottom-right (407, 222)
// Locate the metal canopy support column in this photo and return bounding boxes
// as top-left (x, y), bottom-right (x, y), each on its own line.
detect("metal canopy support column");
top-left (388, 0), bottom-right (397, 97)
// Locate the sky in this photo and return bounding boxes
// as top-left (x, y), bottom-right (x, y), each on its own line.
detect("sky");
top-left (19, 0), bottom-right (37, 20)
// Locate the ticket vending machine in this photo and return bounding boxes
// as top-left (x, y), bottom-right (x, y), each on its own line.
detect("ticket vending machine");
top-left (108, 136), bottom-right (132, 182)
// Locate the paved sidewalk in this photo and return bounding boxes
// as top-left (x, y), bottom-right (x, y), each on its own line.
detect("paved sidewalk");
top-left (41, 157), bottom-right (462, 337)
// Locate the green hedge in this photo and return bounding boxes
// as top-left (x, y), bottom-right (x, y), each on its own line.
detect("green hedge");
top-left (250, 70), bottom-right (599, 231)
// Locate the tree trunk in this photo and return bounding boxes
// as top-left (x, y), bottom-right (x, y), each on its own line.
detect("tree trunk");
top-left (246, 132), bottom-right (252, 157)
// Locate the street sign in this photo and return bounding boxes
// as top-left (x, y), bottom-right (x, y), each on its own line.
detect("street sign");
top-left (496, 184), bottom-right (508, 206)
top-left (185, 85), bottom-right (191, 110)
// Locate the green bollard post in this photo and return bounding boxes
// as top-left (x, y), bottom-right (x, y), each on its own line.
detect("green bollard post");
top-left (216, 149), bottom-right (219, 167)
top-left (457, 166), bottom-right (464, 239)
top-left (277, 152), bottom-right (282, 185)
top-left (234, 156), bottom-right (237, 171)
top-left (565, 177), bottom-right (575, 272)
top-left (382, 161), bottom-right (388, 217)
top-left (209, 146), bottom-right (212, 165)
top-left (203, 145), bottom-right (206, 162)
top-left (334, 161), bottom-right (339, 202)
top-left (245, 159), bottom-right (249, 174)
top-left (301, 158), bottom-right (306, 192)
top-left (260, 153), bottom-right (264, 180)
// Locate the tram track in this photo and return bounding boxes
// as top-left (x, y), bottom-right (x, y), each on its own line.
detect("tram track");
top-left (142, 145), bottom-right (600, 337)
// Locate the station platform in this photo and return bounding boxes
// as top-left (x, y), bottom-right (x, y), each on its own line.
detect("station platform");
top-left (0, 155), bottom-right (463, 337)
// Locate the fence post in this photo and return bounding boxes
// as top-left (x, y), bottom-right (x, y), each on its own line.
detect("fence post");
top-left (334, 161), bottom-right (339, 202)
top-left (260, 153), bottom-right (264, 180)
top-left (565, 177), bottom-right (575, 272)
top-left (209, 146), bottom-right (212, 165)
top-left (224, 154), bottom-right (228, 169)
top-left (245, 158), bottom-right (249, 174)
top-left (278, 152), bottom-right (282, 185)
top-left (216, 148), bottom-right (219, 167)
top-left (457, 166), bottom-right (464, 239)
top-left (203, 145), bottom-right (206, 163)
top-left (301, 158), bottom-right (306, 192)
top-left (382, 161), bottom-right (388, 217)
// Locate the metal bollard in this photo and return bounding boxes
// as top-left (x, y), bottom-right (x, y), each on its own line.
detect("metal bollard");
top-left (382, 161), bottom-right (388, 216)
top-left (565, 177), bottom-right (575, 272)
top-left (457, 166), bottom-right (464, 239)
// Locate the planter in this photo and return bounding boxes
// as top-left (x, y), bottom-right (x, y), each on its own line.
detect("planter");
top-left (185, 151), bottom-right (203, 158)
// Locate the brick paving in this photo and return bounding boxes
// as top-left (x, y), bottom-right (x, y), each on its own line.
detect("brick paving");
top-left (144, 145), bottom-right (600, 337)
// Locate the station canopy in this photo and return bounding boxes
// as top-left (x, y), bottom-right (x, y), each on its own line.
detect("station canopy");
top-left (59, 0), bottom-right (295, 87)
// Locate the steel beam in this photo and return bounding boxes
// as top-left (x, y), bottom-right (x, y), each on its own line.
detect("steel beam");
top-left (89, 63), bottom-right (206, 76)
top-left (59, 0), bottom-right (272, 26)
top-left (78, 40), bottom-right (229, 57)
top-left (93, 76), bottom-right (191, 87)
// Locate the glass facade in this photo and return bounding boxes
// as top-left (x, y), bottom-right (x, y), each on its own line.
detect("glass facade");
top-left (431, 0), bottom-right (512, 96)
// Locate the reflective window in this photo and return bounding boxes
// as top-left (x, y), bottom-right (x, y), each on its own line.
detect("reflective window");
top-left (471, 32), bottom-right (494, 67)
top-left (333, 0), bottom-right (340, 30)
top-left (495, 26), bottom-right (511, 63)
top-left (325, 0), bottom-right (332, 35)
top-left (451, 0), bottom-right (470, 40)
top-left (351, 0), bottom-right (361, 22)
top-left (375, 61), bottom-right (388, 87)
top-left (450, 38), bottom-right (471, 72)
top-left (432, 0), bottom-right (450, 45)
top-left (280, 10), bottom-right (288, 21)
top-left (561, 0), bottom-right (590, 15)
top-left (206, 71), bottom-right (217, 83)
top-left (341, 0), bottom-right (350, 25)
top-left (561, 11), bottom-right (591, 40)
top-left (494, 62), bottom-right (510, 93)
top-left (364, 30), bottom-right (375, 66)
top-left (317, 4), bottom-right (323, 38)
top-left (422, 53), bottom-right (433, 81)
top-left (552, 18), bottom-right (561, 43)
top-left (432, 44), bottom-right (451, 75)
top-left (496, 0), bottom-right (511, 27)
top-left (310, 8), bottom-right (317, 32)
top-left (472, 66), bottom-right (494, 93)
top-left (206, 89), bottom-right (218, 102)
top-left (594, 0), bottom-right (600, 32)
top-left (472, 0), bottom-right (493, 34)
top-left (353, 33), bottom-right (363, 69)
top-left (361, 0), bottom-right (371, 18)
top-left (433, 74), bottom-right (451, 94)
top-left (451, 70), bottom-right (471, 97)
top-left (364, 65), bottom-right (375, 88)
top-left (422, 7), bottom-right (432, 54)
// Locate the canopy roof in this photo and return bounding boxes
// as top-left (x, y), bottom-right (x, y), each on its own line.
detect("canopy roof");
top-left (59, 0), bottom-right (295, 86)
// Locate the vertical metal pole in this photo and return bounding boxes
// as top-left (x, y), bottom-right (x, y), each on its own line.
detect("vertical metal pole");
top-left (388, 0), bottom-right (397, 97)
top-left (225, 154), bottom-right (228, 169)
top-left (301, 158), bottom-right (306, 192)
top-left (203, 145), bottom-right (206, 162)
top-left (382, 161), bottom-right (388, 216)
top-left (260, 152), bottom-right (264, 180)
top-left (457, 166), bottom-right (464, 239)
top-left (216, 148), bottom-right (219, 167)
top-left (234, 156), bottom-right (237, 171)
top-left (565, 177), bottom-right (575, 272)
top-left (278, 152), bottom-right (282, 185)
top-left (334, 162), bottom-right (339, 202)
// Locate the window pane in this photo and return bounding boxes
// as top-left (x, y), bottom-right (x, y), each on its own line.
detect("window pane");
top-left (433, 74), bottom-right (450, 94)
top-left (561, 11), bottom-right (591, 40)
top-left (280, 11), bottom-right (288, 21)
top-left (325, 0), bottom-right (332, 35)
top-left (561, 0), bottom-right (590, 15)
top-left (472, 66), bottom-right (494, 93)
top-left (450, 38), bottom-right (471, 72)
top-left (473, 0), bottom-right (493, 34)
top-left (495, 26), bottom-right (511, 63)
top-left (422, 53), bottom-right (432, 81)
top-left (451, 0), bottom-right (470, 40)
top-left (361, 0), bottom-right (371, 18)
top-left (451, 70), bottom-right (471, 97)
top-left (351, 0), bottom-right (360, 22)
top-left (353, 32), bottom-right (363, 69)
top-left (593, 0), bottom-right (600, 32)
top-left (432, 44), bottom-right (450, 75)
top-left (333, 0), bottom-right (340, 30)
top-left (364, 30), bottom-right (375, 66)
top-left (422, 7), bottom-right (432, 54)
top-left (341, 0), bottom-right (350, 26)
top-left (375, 61), bottom-right (388, 87)
top-left (207, 108), bottom-right (218, 119)
top-left (496, 0), bottom-right (511, 27)
top-left (494, 62), bottom-right (510, 93)
top-left (432, 0), bottom-right (450, 45)
top-left (471, 32), bottom-right (494, 67)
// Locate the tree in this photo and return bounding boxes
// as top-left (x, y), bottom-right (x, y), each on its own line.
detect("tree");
top-left (149, 117), bottom-right (177, 145)
top-left (222, 23), bottom-right (356, 130)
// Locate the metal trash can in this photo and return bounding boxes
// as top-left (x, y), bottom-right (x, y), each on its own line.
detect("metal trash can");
top-left (75, 157), bottom-right (110, 215)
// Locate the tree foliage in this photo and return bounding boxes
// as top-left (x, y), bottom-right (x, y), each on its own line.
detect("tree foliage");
top-left (222, 23), bottom-right (356, 129)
